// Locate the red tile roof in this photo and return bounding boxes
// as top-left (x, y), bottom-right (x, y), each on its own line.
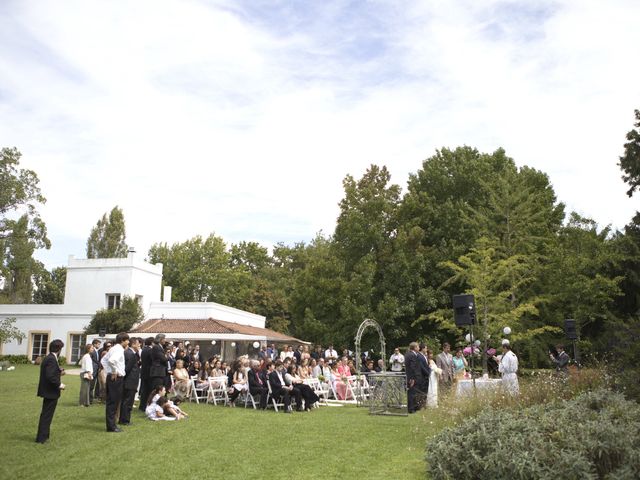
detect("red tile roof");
top-left (132, 318), bottom-right (304, 343)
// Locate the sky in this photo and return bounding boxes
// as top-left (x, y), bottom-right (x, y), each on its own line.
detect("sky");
top-left (1, 0), bottom-right (639, 269)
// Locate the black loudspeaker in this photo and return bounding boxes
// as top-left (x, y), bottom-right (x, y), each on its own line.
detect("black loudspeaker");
top-left (99, 328), bottom-right (106, 338)
top-left (564, 319), bottom-right (578, 340)
top-left (453, 294), bottom-right (476, 326)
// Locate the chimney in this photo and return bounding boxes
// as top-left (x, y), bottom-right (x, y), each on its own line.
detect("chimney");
top-left (163, 286), bottom-right (172, 303)
top-left (127, 247), bottom-right (136, 259)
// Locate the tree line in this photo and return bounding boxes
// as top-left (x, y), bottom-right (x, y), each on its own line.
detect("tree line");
top-left (1, 109), bottom-right (639, 369)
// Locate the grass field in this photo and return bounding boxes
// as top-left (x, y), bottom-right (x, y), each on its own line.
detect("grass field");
top-left (0, 365), bottom-right (443, 479)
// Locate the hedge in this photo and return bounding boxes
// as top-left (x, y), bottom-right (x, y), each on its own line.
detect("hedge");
top-left (426, 389), bottom-right (640, 479)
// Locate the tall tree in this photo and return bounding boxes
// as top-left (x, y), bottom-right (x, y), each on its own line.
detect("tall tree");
top-left (619, 109), bottom-right (640, 197)
top-left (33, 266), bottom-right (66, 304)
top-left (1, 215), bottom-right (41, 303)
top-left (0, 147), bottom-right (50, 303)
top-left (86, 206), bottom-right (128, 258)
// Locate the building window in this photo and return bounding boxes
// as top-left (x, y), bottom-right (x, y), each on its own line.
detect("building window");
top-left (106, 294), bottom-right (121, 309)
top-left (70, 334), bottom-right (86, 364)
top-left (135, 295), bottom-right (143, 305)
top-left (31, 333), bottom-right (49, 361)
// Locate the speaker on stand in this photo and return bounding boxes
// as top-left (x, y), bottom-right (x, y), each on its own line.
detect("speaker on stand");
top-left (564, 319), bottom-right (580, 367)
top-left (453, 294), bottom-right (476, 389)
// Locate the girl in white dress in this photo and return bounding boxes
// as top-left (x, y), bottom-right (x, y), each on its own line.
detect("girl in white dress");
top-left (427, 350), bottom-right (442, 408)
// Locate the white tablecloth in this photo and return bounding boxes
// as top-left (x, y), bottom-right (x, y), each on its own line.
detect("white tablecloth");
top-left (456, 378), bottom-right (502, 397)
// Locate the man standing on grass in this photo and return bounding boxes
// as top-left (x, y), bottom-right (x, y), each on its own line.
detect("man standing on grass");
top-left (405, 342), bottom-right (424, 414)
top-left (119, 337), bottom-right (141, 426)
top-left (103, 332), bottom-right (129, 432)
top-left (90, 338), bottom-right (101, 404)
top-left (36, 339), bottom-right (66, 444)
top-left (138, 337), bottom-right (153, 412)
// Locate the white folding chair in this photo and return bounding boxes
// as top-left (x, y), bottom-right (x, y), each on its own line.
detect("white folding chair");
top-left (209, 375), bottom-right (229, 406)
top-left (189, 376), bottom-right (209, 404)
top-left (266, 380), bottom-right (285, 412)
top-left (304, 378), bottom-right (329, 406)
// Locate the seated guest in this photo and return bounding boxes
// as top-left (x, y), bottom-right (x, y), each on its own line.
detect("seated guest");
top-left (338, 357), bottom-right (351, 377)
top-left (285, 365), bottom-right (319, 411)
top-left (146, 396), bottom-right (175, 421)
top-left (172, 359), bottom-right (190, 399)
top-left (247, 360), bottom-right (268, 410)
top-left (195, 362), bottom-right (211, 389)
top-left (301, 345), bottom-right (311, 362)
top-left (164, 397), bottom-right (188, 420)
top-left (330, 362), bottom-right (352, 401)
top-left (347, 359), bottom-right (356, 375)
top-left (299, 359), bottom-right (311, 379)
top-left (361, 359), bottom-right (374, 374)
top-left (375, 359), bottom-right (384, 372)
top-left (268, 360), bottom-right (302, 413)
top-left (188, 360), bottom-right (202, 378)
top-left (229, 360), bottom-right (247, 407)
top-left (310, 358), bottom-right (320, 378)
top-left (220, 361), bottom-right (229, 375)
top-left (283, 357), bottom-right (292, 371)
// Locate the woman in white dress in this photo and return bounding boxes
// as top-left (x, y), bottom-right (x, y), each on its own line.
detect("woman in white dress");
top-left (427, 350), bottom-right (442, 408)
top-left (494, 342), bottom-right (519, 396)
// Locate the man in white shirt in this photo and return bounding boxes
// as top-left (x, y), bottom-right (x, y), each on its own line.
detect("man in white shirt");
top-left (103, 332), bottom-right (130, 432)
top-left (389, 348), bottom-right (405, 372)
top-left (324, 345), bottom-right (338, 362)
top-left (495, 341), bottom-right (519, 396)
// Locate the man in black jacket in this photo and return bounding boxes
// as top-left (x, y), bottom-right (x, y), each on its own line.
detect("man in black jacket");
top-left (119, 337), bottom-right (141, 425)
top-left (268, 360), bottom-right (301, 412)
top-left (89, 338), bottom-right (101, 404)
top-left (138, 337), bottom-right (153, 412)
top-left (36, 339), bottom-right (66, 444)
top-left (149, 334), bottom-right (167, 389)
top-left (404, 342), bottom-right (423, 414)
top-left (247, 360), bottom-right (268, 410)
top-left (417, 343), bottom-right (431, 410)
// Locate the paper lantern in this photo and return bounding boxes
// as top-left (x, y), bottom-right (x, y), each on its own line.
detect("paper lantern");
top-left (231, 342), bottom-right (236, 347)
top-left (503, 326), bottom-right (511, 335)
top-left (252, 341), bottom-right (260, 349)
top-left (474, 339), bottom-right (481, 347)
top-left (211, 340), bottom-right (216, 345)
top-left (465, 333), bottom-right (472, 342)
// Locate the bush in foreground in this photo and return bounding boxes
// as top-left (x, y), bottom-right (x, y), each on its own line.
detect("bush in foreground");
top-left (426, 389), bottom-right (640, 480)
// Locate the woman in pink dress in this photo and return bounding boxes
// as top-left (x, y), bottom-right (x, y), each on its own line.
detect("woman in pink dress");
top-left (331, 360), bottom-right (353, 400)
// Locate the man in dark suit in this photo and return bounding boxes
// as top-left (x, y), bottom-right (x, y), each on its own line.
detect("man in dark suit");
top-left (149, 334), bottom-right (168, 389)
top-left (90, 338), bottom-right (101, 404)
top-left (417, 343), bottom-right (431, 409)
top-left (138, 337), bottom-right (153, 411)
top-left (247, 360), bottom-right (268, 410)
top-left (119, 337), bottom-right (141, 425)
top-left (268, 360), bottom-right (301, 413)
top-left (36, 339), bottom-right (66, 444)
top-left (404, 342), bottom-right (424, 414)
top-left (293, 345), bottom-right (302, 365)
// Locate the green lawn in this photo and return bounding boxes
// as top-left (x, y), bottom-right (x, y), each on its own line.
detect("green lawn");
top-left (0, 366), bottom-right (441, 479)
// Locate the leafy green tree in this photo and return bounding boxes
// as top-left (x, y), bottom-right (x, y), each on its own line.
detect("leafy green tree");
top-left (619, 109), bottom-right (640, 197)
top-left (84, 296), bottom-right (144, 334)
top-left (0, 317), bottom-right (25, 344)
top-left (33, 266), bottom-right (66, 304)
top-left (0, 147), bottom-right (50, 303)
top-left (1, 215), bottom-right (43, 303)
top-left (0, 147), bottom-right (48, 243)
top-left (86, 206), bottom-right (128, 258)
top-left (433, 238), bottom-right (558, 372)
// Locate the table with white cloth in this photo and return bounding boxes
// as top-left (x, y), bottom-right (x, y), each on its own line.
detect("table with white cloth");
top-left (456, 378), bottom-right (502, 397)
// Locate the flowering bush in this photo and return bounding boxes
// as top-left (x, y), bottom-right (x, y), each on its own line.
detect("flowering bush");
top-left (425, 389), bottom-right (640, 479)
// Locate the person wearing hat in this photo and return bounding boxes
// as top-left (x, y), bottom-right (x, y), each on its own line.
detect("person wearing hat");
top-left (150, 334), bottom-right (168, 389)
top-left (493, 340), bottom-right (519, 396)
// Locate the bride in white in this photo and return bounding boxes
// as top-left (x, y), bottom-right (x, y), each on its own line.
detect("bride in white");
top-left (427, 349), bottom-right (442, 408)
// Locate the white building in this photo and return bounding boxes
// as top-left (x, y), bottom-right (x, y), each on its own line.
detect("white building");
top-left (0, 252), bottom-right (302, 363)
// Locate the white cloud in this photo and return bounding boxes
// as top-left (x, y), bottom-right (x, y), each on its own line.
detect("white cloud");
top-left (0, 0), bottom-right (638, 269)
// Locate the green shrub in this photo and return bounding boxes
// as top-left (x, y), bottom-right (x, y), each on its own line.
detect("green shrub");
top-left (426, 389), bottom-right (640, 480)
top-left (0, 355), bottom-right (30, 364)
top-left (57, 355), bottom-right (66, 366)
